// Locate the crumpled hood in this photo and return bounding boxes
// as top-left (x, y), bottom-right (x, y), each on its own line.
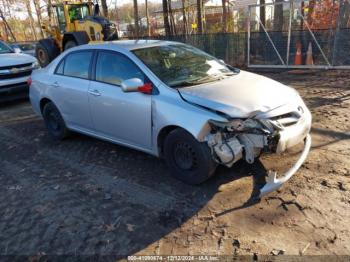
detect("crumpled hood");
top-left (0, 53), bottom-right (37, 67)
top-left (179, 70), bottom-right (299, 118)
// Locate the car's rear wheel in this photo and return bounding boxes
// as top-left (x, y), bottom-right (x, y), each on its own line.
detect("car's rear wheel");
top-left (163, 128), bottom-right (217, 185)
top-left (43, 102), bottom-right (70, 140)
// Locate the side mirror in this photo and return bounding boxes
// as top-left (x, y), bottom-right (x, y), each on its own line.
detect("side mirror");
top-left (13, 47), bottom-right (22, 54)
top-left (121, 78), bottom-right (152, 94)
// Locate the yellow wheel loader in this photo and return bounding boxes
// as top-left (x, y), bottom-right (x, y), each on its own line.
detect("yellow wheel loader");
top-left (36, 0), bottom-right (118, 66)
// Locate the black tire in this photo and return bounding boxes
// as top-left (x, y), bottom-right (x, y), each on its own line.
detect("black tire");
top-left (36, 39), bottom-right (60, 67)
top-left (163, 128), bottom-right (217, 185)
top-left (42, 102), bottom-right (70, 140)
top-left (36, 42), bottom-right (50, 67)
top-left (64, 40), bottom-right (77, 51)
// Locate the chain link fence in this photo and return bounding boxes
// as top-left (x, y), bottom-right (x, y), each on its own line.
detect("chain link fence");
top-left (248, 0), bottom-right (350, 69)
top-left (137, 1), bottom-right (350, 69)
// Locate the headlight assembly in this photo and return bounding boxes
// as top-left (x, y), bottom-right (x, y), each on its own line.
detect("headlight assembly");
top-left (209, 119), bottom-right (257, 132)
top-left (32, 61), bottom-right (40, 69)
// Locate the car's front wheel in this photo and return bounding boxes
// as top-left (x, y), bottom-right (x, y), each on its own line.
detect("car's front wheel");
top-left (43, 102), bottom-right (70, 140)
top-left (163, 128), bottom-right (217, 185)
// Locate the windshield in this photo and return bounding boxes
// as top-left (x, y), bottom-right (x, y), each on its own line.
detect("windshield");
top-left (132, 44), bottom-right (239, 88)
top-left (0, 41), bottom-right (13, 54)
top-left (68, 4), bottom-right (90, 22)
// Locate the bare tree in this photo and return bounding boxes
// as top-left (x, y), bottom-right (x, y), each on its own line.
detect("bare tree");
top-left (168, 0), bottom-right (176, 35)
top-left (259, 0), bottom-right (265, 31)
top-left (222, 0), bottom-right (228, 32)
top-left (24, 0), bottom-right (37, 40)
top-left (101, 0), bottom-right (108, 18)
top-left (133, 0), bottom-right (139, 37)
top-left (0, 6), bottom-right (16, 41)
top-left (145, 0), bottom-right (150, 36)
top-left (33, 0), bottom-right (45, 38)
top-left (162, 0), bottom-right (171, 36)
top-left (196, 0), bottom-right (203, 33)
top-left (339, 0), bottom-right (350, 28)
top-left (45, 0), bottom-right (53, 25)
top-left (273, 0), bottom-right (283, 31)
top-left (300, 0), bottom-right (304, 30)
top-left (181, 0), bottom-right (188, 35)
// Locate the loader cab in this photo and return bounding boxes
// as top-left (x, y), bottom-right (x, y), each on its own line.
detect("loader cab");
top-left (55, 5), bottom-right (66, 33)
top-left (53, 3), bottom-right (93, 33)
top-left (36, 1), bottom-right (118, 67)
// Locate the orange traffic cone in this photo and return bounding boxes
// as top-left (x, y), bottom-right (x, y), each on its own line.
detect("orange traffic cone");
top-left (306, 42), bottom-right (314, 66)
top-left (295, 42), bottom-right (302, 65)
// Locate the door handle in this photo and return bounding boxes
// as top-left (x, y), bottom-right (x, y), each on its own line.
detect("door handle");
top-left (51, 81), bottom-right (59, 88)
top-left (88, 89), bottom-right (101, 96)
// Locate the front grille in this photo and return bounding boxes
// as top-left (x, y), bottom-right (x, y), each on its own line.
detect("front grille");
top-left (270, 112), bottom-right (301, 127)
top-left (0, 63), bottom-right (32, 70)
top-left (0, 81), bottom-right (28, 89)
top-left (0, 70), bottom-right (32, 80)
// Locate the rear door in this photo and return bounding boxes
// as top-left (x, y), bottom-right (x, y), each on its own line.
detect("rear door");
top-left (50, 50), bottom-right (94, 130)
top-left (88, 50), bottom-right (152, 150)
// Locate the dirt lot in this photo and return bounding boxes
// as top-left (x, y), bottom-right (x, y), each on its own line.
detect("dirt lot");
top-left (0, 70), bottom-right (349, 258)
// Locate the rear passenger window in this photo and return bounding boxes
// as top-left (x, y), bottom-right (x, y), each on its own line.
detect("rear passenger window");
top-left (61, 51), bottom-right (92, 79)
top-left (95, 51), bottom-right (144, 86)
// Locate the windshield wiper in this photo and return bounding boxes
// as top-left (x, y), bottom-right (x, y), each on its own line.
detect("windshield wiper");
top-left (170, 71), bottom-right (238, 88)
top-left (170, 81), bottom-right (200, 88)
top-left (191, 74), bottom-right (224, 84)
top-left (171, 75), bottom-right (227, 87)
top-left (226, 65), bottom-right (240, 74)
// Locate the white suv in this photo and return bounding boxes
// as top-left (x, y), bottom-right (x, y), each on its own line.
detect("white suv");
top-left (0, 41), bottom-right (39, 102)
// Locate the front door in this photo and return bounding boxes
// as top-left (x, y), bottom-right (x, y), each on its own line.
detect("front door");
top-left (88, 50), bottom-right (152, 150)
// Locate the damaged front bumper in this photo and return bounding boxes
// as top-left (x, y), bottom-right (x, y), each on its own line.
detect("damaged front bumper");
top-left (259, 134), bottom-right (311, 198)
top-left (205, 104), bottom-right (312, 197)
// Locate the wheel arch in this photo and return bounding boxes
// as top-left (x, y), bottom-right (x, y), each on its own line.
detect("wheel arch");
top-left (157, 125), bottom-right (203, 158)
top-left (63, 31), bottom-right (90, 50)
top-left (39, 97), bottom-right (53, 114)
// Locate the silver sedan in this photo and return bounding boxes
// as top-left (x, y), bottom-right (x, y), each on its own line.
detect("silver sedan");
top-left (29, 40), bottom-right (312, 197)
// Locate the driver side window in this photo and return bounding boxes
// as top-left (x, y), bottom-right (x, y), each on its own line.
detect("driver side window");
top-left (95, 51), bottom-right (144, 86)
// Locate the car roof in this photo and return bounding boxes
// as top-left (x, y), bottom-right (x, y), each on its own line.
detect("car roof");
top-left (77, 39), bottom-right (183, 52)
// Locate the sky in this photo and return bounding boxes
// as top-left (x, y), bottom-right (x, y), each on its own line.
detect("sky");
top-left (9, 0), bottom-right (261, 21)
top-left (9, 0), bottom-right (162, 20)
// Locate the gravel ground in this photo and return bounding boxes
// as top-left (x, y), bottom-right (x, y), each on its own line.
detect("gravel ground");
top-left (0, 70), bottom-right (349, 258)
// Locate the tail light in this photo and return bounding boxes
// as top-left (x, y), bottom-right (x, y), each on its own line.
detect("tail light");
top-left (27, 77), bottom-right (32, 87)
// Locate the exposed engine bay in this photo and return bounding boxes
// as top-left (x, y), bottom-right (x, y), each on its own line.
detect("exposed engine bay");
top-left (205, 118), bottom-right (281, 167)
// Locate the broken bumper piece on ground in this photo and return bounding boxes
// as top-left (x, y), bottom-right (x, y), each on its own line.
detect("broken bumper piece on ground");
top-left (259, 134), bottom-right (312, 198)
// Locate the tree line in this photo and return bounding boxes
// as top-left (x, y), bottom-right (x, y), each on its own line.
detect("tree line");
top-left (1, 0), bottom-right (350, 42)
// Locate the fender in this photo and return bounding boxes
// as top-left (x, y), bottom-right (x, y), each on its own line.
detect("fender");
top-left (63, 31), bottom-right (90, 47)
